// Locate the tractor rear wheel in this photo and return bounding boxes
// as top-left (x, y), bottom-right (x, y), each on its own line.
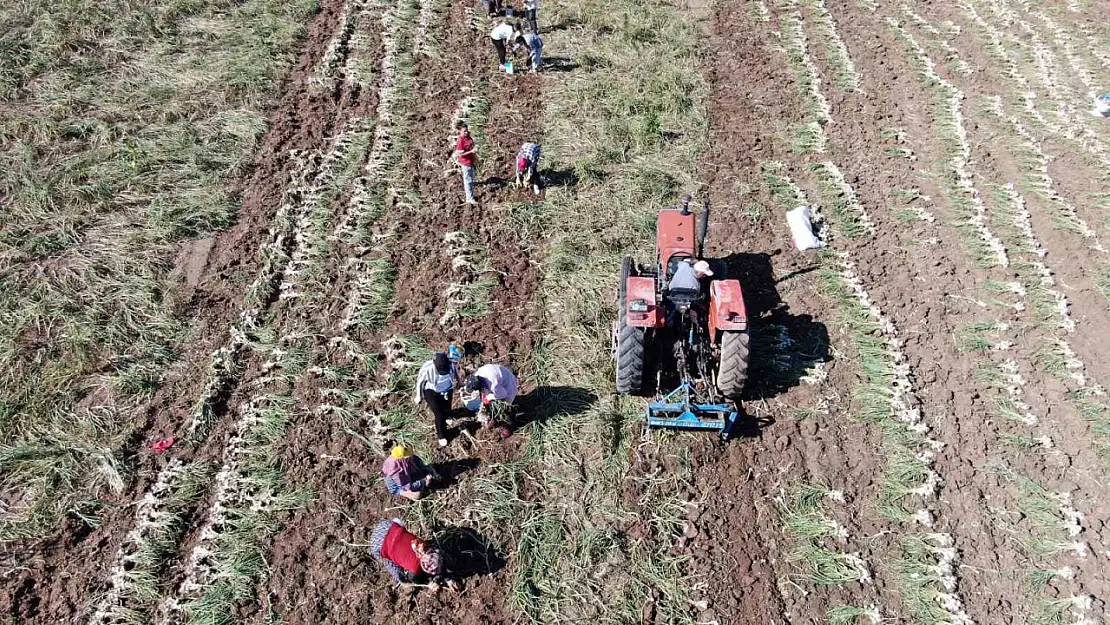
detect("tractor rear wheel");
top-left (616, 257), bottom-right (645, 395)
top-left (717, 330), bottom-right (749, 399)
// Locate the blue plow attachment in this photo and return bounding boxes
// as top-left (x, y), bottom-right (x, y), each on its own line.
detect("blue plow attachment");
top-left (645, 381), bottom-right (738, 435)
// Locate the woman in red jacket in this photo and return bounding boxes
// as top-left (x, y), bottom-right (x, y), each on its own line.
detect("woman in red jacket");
top-left (369, 519), bottom-right (445, 585)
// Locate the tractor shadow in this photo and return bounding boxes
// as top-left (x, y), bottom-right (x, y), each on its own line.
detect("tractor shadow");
top-left (715, 251), bottom-right (831, 402)
top-left (436, 526), bottom-right (506, 583)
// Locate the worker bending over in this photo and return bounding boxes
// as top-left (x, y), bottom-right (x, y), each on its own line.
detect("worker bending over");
top-left (513, 31), bottom-right (543, 72)
top-left (515, 142), bottom-right (541, 195)
top-left (381, 446), bottom-right (440, 501)
top-left (369, 519), bottom-right (448, 587)
top-left (464, 363), bottom-right (519, 432)
top-left (490, 19), bottom-right (518, 72)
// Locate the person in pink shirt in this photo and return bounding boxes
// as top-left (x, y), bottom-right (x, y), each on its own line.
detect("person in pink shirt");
top-left (454, 123), bottom-right (478, 204)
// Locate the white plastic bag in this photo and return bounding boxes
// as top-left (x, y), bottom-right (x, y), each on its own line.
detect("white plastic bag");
top-left (787, 205), bottom-right (823, 251)
top-left (1092, 94), bottom-right (1110, 118)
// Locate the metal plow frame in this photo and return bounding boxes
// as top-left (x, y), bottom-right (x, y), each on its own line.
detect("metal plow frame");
top-left (644, 380), bottom-right (739, 438)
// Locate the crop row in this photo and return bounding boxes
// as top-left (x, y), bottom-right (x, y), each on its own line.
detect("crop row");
top-left (313, 0), bottom-right (374, 90)
top-left (979, 0), bottom-right (1110, 174)
top-left (438, 231), bottom-right (495, 326)
top-left (763, 161), bottom-right (970, 621)
top-left (767, 3), bottom-right (985, 617)
top-left (338, 0), bottom-right (419, 331)
top-left (912, 3), bottom-right (1110, 469)
top-left (91, 1), bottom-right (416, 620)
top-left (890, 10), bottom-right (1102, 620)
top-left (803, 0), bottom-right (861, 90)
top-left (886, 18), bottom-right (1009, 269)
top-left (162, 0), bottom-right (421, 605)
top-left (780, 7), bottom-right (831, 154)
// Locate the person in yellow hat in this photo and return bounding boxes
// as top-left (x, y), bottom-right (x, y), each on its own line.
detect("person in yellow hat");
top-left (381, 445), bottom-right (440, 501)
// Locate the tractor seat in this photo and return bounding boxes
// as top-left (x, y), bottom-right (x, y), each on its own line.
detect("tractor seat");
top-left (667, 287), bottom-right (701, 307)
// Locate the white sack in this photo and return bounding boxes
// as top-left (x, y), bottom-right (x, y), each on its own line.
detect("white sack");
top-left (787, 205), bottom-right (823, 251)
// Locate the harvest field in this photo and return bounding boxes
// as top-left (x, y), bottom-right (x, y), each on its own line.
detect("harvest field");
top-left (3, 0), bottom-right (1110, 622)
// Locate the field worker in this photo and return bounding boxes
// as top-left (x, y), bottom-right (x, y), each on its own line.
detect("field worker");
top-left (513, 31), bottom-right (543, 72)
top-left (455, 123), bottom-right (478, 204)
top-left (481, 0), bottom-right (502, 18)
top-left (464, 363), bottom-right (518, 436)
top-left (381, 445), bottom-right (440, 500)
top-left (523, 0), bottom-right (540, 34)
top-left (369, 518), bottom-right (445, 586)
top-left (414, 352), bottom-right (460, 447)
top-left (514, 142), bottom-right (541, 194)
top-left (490, 20), bottom-right (517, 72)
top-left (669, 259), bottom-right (713, 294)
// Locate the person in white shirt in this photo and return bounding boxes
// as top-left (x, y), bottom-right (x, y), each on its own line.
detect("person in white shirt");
top-left (490, 21), bottom-right (518, 72)
top-left (413, 352), bottom-right (460, 447)
top-left (463, 363), bottom-right (518, 434)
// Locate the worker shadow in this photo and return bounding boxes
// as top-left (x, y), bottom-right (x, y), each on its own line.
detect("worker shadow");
top-left (714, 251), bottom-right (831, 402)
top-left (542, 18), bottom-right (582, 34)
top-left (513, 385), bottom-right (598, 432)
top-left (437, 527), bottom-right (506, 582)
top-left (542, 165), bottom-right (579, 189)
top-left (541, 56), bottom-right (579, 73)
top-left (430, 458), bottom-right (481, 490)
top-left (477, 175), bottom-right (511, 190)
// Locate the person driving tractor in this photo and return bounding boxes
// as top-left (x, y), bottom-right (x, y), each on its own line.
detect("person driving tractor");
top-left (668, 258), bottom-right (714, 294)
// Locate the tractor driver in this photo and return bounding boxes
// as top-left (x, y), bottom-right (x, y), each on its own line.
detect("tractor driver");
top-left (668, 258), bottom-right (714, 295)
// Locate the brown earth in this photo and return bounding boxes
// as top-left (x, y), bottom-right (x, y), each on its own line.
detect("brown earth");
top-left (680, 1), bottom-right (1110, 623)
top-left (256, 2), bottom-right (546, 625)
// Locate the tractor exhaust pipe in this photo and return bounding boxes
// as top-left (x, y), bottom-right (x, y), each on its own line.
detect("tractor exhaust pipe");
top-left (697, 197), bottom-right (710, 257)
top-left (680, 193), bottom-right (693, 215)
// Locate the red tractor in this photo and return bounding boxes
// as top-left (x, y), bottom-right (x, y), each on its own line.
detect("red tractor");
top-left (614, 195), bottom-right (749, 436)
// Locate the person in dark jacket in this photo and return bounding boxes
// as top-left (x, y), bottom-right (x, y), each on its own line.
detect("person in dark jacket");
top-left (414, 352), bottom-right (460, 447)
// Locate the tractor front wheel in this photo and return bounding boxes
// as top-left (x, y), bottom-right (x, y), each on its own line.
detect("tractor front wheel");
top-left (717, 330), bottom-right (750, 399)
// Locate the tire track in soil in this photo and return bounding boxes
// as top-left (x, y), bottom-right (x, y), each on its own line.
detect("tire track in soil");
top-left (259, 1), bottom-right (546, 624)
top-left (0, 2), bottom-right (384, 622)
